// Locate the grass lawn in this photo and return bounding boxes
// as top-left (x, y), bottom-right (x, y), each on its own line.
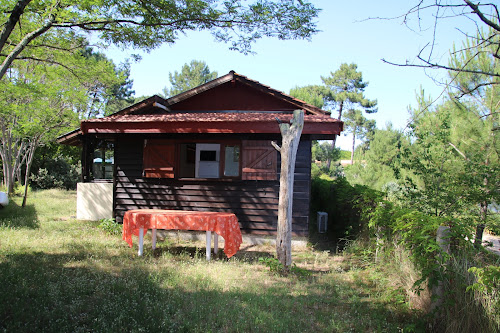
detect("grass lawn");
top-left (0, 189), bottom-right (423, 332)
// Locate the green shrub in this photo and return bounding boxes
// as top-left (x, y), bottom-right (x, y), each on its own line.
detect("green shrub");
top-left (30, 155), bottom-right (80, 190)
top-left (258, 257), bottom-right (311, 278)
top-left (310, 175), bottom-right (382, 243)
top-left (97, 218), bottom-right (122, 236)
top-left (487, 213), bottom-right (500, 235)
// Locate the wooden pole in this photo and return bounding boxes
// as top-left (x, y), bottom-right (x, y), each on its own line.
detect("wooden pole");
top-left (272, 110), bottom-right (304, 270)
top-left (430, 225), bottom-right (451, 312)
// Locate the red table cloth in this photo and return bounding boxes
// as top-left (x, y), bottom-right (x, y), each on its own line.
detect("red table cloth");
top-left (122, 209), bottom-right (242, 258)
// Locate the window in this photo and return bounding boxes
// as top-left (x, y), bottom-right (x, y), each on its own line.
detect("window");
top-left (92, 140), bottom-right (114, 180)
top-left (224, 145), bottom-right (240, 177)
top-left (179, 143), bottom-right (196, 178)
top-left (195, 144), bottom-right (220, 178)
top-left (199, 150), bottom-right (217, 161)
top-left (143, 140), bottom-right (276, 180)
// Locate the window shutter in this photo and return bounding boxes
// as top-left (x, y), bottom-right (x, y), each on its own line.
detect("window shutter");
top-left (241, 140), bottom-right (277, 180)
top-left (143, 140), bottom-right (176, 178)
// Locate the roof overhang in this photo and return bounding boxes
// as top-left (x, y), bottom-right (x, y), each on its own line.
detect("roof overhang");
top-left (79, 112), bottom-right (343, 139)
top-left (56, 128), bottom-right (82, 146)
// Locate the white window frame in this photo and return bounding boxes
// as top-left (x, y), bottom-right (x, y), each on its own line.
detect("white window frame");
top-left (195, 143), bottom-right (220, 178)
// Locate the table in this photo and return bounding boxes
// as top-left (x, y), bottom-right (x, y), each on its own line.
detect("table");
top-left (122, 209), bottom-right (242, 259)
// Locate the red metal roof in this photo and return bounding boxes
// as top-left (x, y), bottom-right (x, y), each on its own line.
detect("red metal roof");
top-left (81, 112), bottom-right (343, 136)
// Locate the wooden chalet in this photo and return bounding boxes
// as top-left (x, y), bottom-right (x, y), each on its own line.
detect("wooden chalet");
top-left (58, 71), bottom-right (343, 237)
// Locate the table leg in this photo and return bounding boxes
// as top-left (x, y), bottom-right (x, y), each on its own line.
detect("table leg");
top-left (152, 229), bottom-right (157, 250)
top-left (214, 233), bottom-right (219, 255)
top-left (138, 228), bottom-right (144, 256)
top-left (206, 231), bottom-right (211, 261)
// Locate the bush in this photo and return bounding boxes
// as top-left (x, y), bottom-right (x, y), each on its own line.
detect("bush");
top-left (310, 174), bottom-right (382, 244)
top-left (487, 213), bottom-right (500, 235)
top-left (97, 218), bottom-right (122, 236)
top-left (30, 155), bottom-right (80, 190)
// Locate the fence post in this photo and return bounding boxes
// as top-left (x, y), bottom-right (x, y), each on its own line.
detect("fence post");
top-left (430, 225), bottom-right (451, 312)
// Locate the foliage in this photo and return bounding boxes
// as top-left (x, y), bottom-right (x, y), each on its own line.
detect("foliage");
top-left (354, 194), bottom-right (500, 330)
top-left (101, 59), bottom-right (136, 116)
top-left (28, 143), bottom-right (80, 190)
top-left (468, 265), bottom-right (500, 294)
top-left (312, 141), bottom-right (340, 163)
top-left (345, 125), bottom-right (406, 190)
top-left (162, 60), bottom-right (218, 97)
top-left (333, 23), bottom-right (500, 331)
top-left (488, 213), bottom-right (500, 235)
top-left (342, 108), bottom-right (376, 162)
top-left (367, 200), bottom-right (477, 286)
top-left (74, 47), bottom-right (136, 119)
top-left (311, 140), bottom-right (343, 177)
top-left (401, 93), bottom-right (497, 219)
top-left (289, 84), bottom-right (327, 108)
top-left (339, 150), bottom-right (351, 160)
top-left (289, 63), bottom-right (377, 126)
top-left (0, 42), bottom-right (127, 202)
top-left (30, 155), bottom-right (80, 190)
top-left (97, 218), bottom-right (122, 236)
top-left (258, 257), bottom-right (311, 278)
top-left (0, 0), bottom-right (320, 83)
top-left (310, 174), bottom-right (382, 244)
top-left (467, 265), bottom-right (500, 328)
top-left (321, 63), bottom-right (378, 120)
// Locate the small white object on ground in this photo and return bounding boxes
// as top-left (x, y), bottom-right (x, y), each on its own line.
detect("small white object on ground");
top-left (0, 192), bottom-right (8, 207)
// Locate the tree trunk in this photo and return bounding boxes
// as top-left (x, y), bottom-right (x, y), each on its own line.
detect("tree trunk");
top-left (350, 129), bottom-right (356, 165)
top-left (329, 101), bottom-right (344, 166)
top-left (474, 201), bottom-right (488, 248)
top-left (22, 139), bottom-right (38, 207)
top-left (474, 169), bottom-right (490, 248)
top-left (272, 110), bottom-right (304, 270)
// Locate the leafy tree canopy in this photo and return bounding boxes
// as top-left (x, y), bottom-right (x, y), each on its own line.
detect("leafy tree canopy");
top-left (0, 39), bottom-right (129, 196)
top-left (321, 63), bottom-right (378, 120)
top-left (289, 84), bottom-right (327, 109)
top-left (0, 0), bottom-right (320, 81)
top-left (162, 60), bottom-right (217, 97)
top-left (343, 108), bottom-right (376, 162)
top-left (289, 63), bottom-right (377, 121)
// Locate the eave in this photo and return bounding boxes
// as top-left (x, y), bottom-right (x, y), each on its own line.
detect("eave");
top-left (56, 128), bottom-right (82, 146)
top-left (80, 112), bottom-right (343, 138)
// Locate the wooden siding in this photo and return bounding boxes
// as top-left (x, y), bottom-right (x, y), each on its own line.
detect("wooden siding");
top-left (113, 136), bottom-right (311, 236)
top-left (170, 80), bottom-right (298, 112)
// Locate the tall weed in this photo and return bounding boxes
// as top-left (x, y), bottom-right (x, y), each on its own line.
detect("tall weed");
top-left (364, 199), bottom-right (500, 331)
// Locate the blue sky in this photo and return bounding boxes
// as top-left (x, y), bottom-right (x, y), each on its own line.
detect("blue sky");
top-left (103, 1), bottom-right (476, 151)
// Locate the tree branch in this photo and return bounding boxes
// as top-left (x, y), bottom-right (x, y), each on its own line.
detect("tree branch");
top-left (464, 0), bottom-right (500, 33)
top-left (4, 54), bottom-right (82, 80)
top-left (0, 15), bottom-right (55, 81)
top-left (0, 0), bottom-right (32, 55)
top-left (52, 17), bottom-right (248, 31)
top-left (271, 141), bottom-right (281, 152)
top-left (381, 54), bottom-right (500, 78)
top-left (448, 142), bottom-right (469, 160)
